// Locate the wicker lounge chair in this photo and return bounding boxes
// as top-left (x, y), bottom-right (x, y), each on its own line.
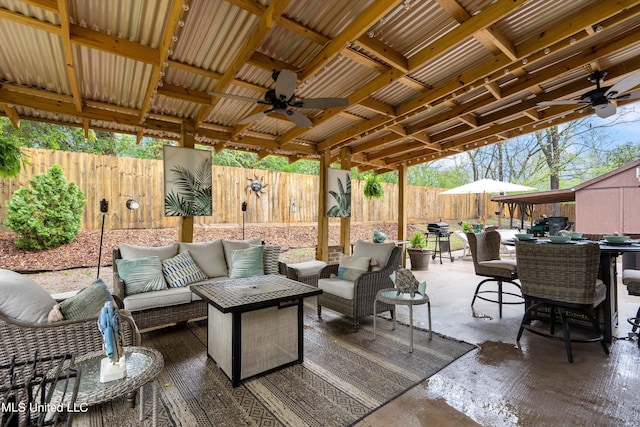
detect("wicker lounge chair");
top-left (317, 243), bottom-right (401, 330)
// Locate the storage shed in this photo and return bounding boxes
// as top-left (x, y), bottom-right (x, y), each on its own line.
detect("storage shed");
top-left (493, 160), bottom-right (640, 236)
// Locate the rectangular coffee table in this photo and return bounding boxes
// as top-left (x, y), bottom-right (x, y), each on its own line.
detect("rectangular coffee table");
top-left (191, 275), bottom-right (321, 387)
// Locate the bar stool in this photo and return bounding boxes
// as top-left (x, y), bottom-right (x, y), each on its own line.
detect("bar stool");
top-left (373, 270), bottom-right (431, 352)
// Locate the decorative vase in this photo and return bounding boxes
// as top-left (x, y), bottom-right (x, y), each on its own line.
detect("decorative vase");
top-left (373, 230), bottom-right (387, 243)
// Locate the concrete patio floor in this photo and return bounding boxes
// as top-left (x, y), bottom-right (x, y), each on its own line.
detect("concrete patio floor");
top-left (352, 251), bottom-right (640, 427)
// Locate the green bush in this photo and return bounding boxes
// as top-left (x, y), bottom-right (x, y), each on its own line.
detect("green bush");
top-left (4, 165), bottom-right (86, 250)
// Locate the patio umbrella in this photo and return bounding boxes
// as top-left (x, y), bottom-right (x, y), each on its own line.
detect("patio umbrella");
top-left (439, 178), bottom-right (536, 228)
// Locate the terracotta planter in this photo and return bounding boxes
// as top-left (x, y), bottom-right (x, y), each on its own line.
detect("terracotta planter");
top-left (408, 248), bottom-right (432, 271)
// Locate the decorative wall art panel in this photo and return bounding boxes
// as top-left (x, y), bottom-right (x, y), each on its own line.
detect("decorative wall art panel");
top-left (326, 168), bottom-right (351, 218)
top-left (163, 146), bottom-right (212, 217)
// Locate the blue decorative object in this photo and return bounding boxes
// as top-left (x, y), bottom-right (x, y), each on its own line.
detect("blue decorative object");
top-left (98, 301), bottom-right (123, 362)
top-left (373, 230), bottom-right (387, 243)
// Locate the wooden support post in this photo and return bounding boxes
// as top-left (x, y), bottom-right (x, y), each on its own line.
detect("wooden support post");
top-left (340, 147), bottom-right (351, 255)
top-left (398, 162), bottom-right (408, 267)
top-left (178, 125), bottom-right (195, 243)
top-left (317, 151), bottom-right (330, 261)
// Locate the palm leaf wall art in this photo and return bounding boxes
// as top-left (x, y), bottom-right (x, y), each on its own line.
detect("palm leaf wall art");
top-left (326, 168), bottom-right (351, 218)
top-left (163, 145), bottom-right (213, 216)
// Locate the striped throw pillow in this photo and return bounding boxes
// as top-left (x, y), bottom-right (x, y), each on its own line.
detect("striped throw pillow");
top-left (162, 251), bottom-right (208, 288)
top-left (259, 245), bottom-right (281, 275)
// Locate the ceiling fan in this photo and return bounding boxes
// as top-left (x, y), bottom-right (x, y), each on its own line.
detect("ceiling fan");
top-left (538, 70), bottom-right (640, 118)
top-left (209, 70), bottom-right (349, 128)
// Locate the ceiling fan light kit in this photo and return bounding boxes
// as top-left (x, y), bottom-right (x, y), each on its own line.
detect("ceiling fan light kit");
top-left (539, 70), bottom-right (640, 118)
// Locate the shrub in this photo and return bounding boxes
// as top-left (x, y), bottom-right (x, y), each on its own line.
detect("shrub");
top-left (4, 165), bottom-right (86, 249)
top-left (409, 230), bottom-right (427, 249)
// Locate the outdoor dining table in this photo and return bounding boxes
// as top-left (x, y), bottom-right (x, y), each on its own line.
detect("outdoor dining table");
top-left (504, 238), bottom-right (640, 342)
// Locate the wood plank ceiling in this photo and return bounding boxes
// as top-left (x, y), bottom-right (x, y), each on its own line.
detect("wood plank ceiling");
top-left (2, 0), bottom-right (640, 172)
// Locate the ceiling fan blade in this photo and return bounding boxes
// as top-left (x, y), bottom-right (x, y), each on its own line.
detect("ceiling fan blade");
top-left (614, 88), bottom-right (640, 101)
top-left (296, 97), bottom-right (349, 109)
top-left (595, 103), bottom-right (616, 118)
top-left (275, 70), bottom-right (297, 102)
top-left (238, 111), bottom-right (269, 125)
top-left (208, 91), bottom-right (259, 103)
top-left (538, 100), bottom-right (584, 106)
top-left (605, 70), bottom-right (640, 97)
top-left (285, 109), bottom-right (312, 128)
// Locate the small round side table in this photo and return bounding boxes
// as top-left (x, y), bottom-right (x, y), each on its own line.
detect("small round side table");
top-left (374, 285), bottom-right (432, 352)
top-left (71, 346), bottom-right (164, 425)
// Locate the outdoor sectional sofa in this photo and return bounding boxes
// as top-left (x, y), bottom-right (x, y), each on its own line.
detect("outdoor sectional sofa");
top-left (112, 237), bottom-right (282, 331)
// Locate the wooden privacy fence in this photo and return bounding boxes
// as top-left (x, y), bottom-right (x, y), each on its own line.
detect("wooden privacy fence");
top-left (0, 148), bottom-right (572, 231)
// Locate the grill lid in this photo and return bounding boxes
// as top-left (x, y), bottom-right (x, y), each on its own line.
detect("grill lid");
top-left (427, 222), bottom-right (449, 232)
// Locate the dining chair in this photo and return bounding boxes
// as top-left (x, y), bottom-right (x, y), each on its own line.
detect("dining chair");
top-left (467, 231), bottom-right (523, 318)
top-left (515, 241), bottom-right (609, 363)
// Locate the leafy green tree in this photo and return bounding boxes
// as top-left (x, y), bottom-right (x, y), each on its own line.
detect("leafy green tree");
top-left (0, 125), bottom-right (29, 177)
top-left (604, 142), bottom-right (640, 168)
top-left (4, 165), bottom-right (86, 249)
top-left (117, 135), bottom-right (170, 159)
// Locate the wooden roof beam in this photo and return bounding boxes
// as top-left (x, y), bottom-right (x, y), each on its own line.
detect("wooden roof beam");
top-left (56, 0), bottom-right (82, 112)
top-left (355, 36), bottom-right (409, 72)
top-left (0, 6), bottom-right (62, 34)
top-left (359, 98), bottom-right (397, 116)
top-left (0, 102), bottom-right (20, 128)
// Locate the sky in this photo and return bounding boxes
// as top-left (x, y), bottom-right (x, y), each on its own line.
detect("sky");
top-left (596, 104), bottom-right (640, 145)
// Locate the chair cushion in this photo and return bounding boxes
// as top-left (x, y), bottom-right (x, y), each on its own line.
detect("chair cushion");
top-left (0, 269), bottom-right (57, 323)
top-left (318, 277), bottom-right (355, 300)
top-left (479, 260), bottom-right (518, 272)
top-left (116, 256), bottom-right (167, 295)
top-left (118, 242), bottom-right (179, 260)
top-left (179, 239), bottom-right (227, 278)
top-left (123, 286), bottom-right (193, 311)
top-left (337, 255), bottom-right (371, 281)
top-left (50, 278), bottom-right (112, 321)
top-left (287, 260), bottom-right (327, 277)
top-left (623, 269), bottom-right (640, 285)
top-left (229, 246), bottom-right (265, 279)
top-left (353, 241), bottom-right (395, 271)
top-left (162, 251), bottom-right (208, 288)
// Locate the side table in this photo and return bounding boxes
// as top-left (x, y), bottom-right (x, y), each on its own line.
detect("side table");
top-left (373, 282), bottom-right (432, 352)
top-left (69, 347), bottom-right (164, 425)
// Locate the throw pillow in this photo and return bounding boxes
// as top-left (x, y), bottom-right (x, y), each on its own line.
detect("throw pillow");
top-left (115, 256), bottom-right (166, 295)
top-left (222, 237), bottom-right (262, 270)
top-left (118, 242), bottom-right (179, 260)
top-left (390, 268), bottom-right (420, 297)
top-left (0, 269), bottom-right (57, 323)
top-left (162, 251), bottom-right (208, 288)
top-left (353, 241), bottom-right (395, 271)
top-left (49, 278), bottom-right (112, 321)
top-left (260, 244), bottom-right (281, 275)
top-left (337, 255), bottom-right (371, 281)
top-left (178, 239), bottom-right (227, 278)
top-left (229, 246), bottom-right (265, 279)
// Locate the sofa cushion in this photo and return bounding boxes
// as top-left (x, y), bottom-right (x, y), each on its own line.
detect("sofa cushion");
top-left (178, 239), bottom-right (227, 278)
top-left (119, 242), bottom-right (179, 260)
top-left (222, 238), bottom-right (262, 270)
top-left (123, 286), bottom-right (193, 311)
top-left (337, 255), bottom-right (371, 281)
top-left (0, 269), bottom-right (57, 323)
top-left (162, 251), bottom-right (208, 288)
top-left (116, 256), bottom-right (167, 295)
top-left (353, 241), bottom-right (395, 271)
top-left (318, 277), bottom-right (355, 300)
top-left (229, 246), bottom-right (265, 279)
top-left (261, 245), bottom-right (281, 274)
top-left (50, 278), bottom-right (112, 321)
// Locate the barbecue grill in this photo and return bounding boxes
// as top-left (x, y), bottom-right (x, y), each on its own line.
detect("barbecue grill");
top-left (426, 222), bottom-right (454, 263)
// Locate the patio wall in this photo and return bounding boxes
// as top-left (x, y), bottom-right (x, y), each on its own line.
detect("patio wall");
top-left (0, 148), bottom-right (571, 231)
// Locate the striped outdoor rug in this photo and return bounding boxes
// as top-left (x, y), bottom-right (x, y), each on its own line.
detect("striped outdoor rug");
top-left (73, 304), bottom-right (475, 426)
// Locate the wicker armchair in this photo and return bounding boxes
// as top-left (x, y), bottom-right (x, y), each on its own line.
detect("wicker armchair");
top-left (0, 296), bottom-right (140, 367)
top-left (467, 231), bottom-right (522, 318)
top-left (317, 245), bottom-right (401, 330)
top-left (515, 241), bottom-right (609, 363)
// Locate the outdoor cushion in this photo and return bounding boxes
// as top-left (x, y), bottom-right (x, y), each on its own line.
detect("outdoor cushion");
top-left (478, 260), bottom-right (518, 272)
top-left (0, 269), bottom-right (57, 323)
top-left (353, 241), bottom-right (395, 271)
top-left (318, 277), bottom-right (355, 300)
top-left (116, 256), bottom-right (167, 295)
top-left (261, 245), bottom-right (281, 275)
top-left (123, 286), bottom-right (193, 311)
top-left (49, 278), bottom-right (112, 321)
top-left (222, 237), bottom-right (262, 270)
top-left (162, 251), bottom-right (208, 288)
top-left (118, 242), bottom-right (179, 260)
top-left (623, 269), bottom-right (640, 285)
top-left (179, 239), bottom-right (227, 278)
top-left (229, 246), bottom-right (265, 279)
top-left (337, 255), bottom-right (371, 281)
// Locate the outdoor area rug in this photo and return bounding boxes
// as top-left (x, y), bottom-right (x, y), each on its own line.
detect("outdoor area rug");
top-left (72, 305), bottom-right (475, 426)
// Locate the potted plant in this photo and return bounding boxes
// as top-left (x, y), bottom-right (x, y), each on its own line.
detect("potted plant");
top-left (407, 230), bottom-right (431, 271)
